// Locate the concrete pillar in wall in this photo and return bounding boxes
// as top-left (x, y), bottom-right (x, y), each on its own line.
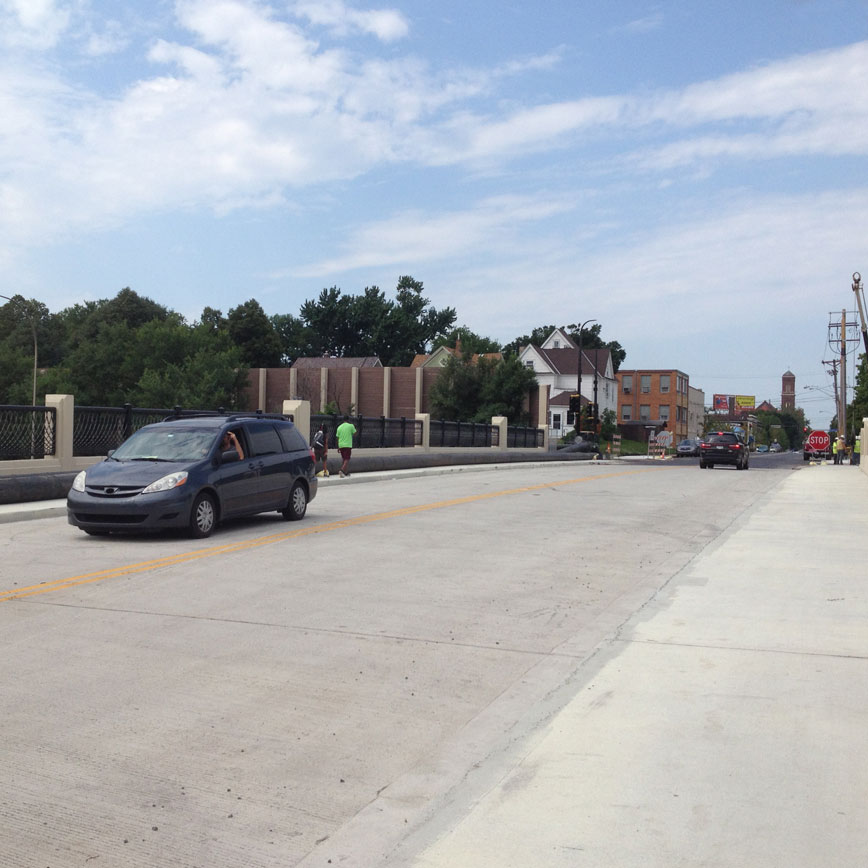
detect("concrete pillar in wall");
top-left (46, 394), bottom-right (74, 470)
top-left (415, 413), bottom-right (430, 450)
top-left (415, 367), bottom-right (423, 414)
top-left (320, 368), bottom-right (328, 413)
top-left (383, 367), bottom-right (391, 418)
top-left (538, 384), bottom-right (550, 450)
top-left (351, 367), bottom-right (359, 414)
top-left (283, 400), bottom-right (311, 441)
top-left (491, 416), bottom-right (508, 451)
top-left (258, 369), bottom-right (267, 412)
top-left (289, 367), bottom-right (298, 401)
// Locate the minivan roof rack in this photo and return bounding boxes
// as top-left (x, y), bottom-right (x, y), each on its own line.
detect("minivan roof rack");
top-left (160, 411), bottom-right (292, 423)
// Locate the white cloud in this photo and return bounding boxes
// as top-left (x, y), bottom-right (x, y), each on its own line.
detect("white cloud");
top-left (291, 0), bottom-right (409, 42)
top-left (0, 0), bottom-right (71, 49)
top-left (288, 193), bottom-right (576, 276)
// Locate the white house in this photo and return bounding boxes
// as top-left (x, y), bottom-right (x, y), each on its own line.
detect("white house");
top-left (518, 328), bottom-right (617, 440)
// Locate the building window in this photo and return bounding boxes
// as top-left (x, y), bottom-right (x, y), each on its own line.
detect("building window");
top-left (639, 404), bottom-right (651, 421)
top-left (660, 375), bottom-right (670, 393)
top-left (622, 375), bottom-right (633, 393)
top-left (659, 405), bottom-right (670, 421)
top-left (552, 413), bottom-right (562, 430)
top-left (622, 406), bottom-right (632, 421)
top-left (553, 340), bottom-right (560, 348)
top-left (640, 375), bottom-right (651, 393)
top-left (525, 361), bottom-right (534, 369)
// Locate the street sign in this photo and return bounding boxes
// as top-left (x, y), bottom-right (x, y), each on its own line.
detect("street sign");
top-left (806, 431), bottom-right (830, 451)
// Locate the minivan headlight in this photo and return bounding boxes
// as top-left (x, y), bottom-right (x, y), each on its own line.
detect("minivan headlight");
top-left (72, 470), bottom-right (86, 492)
top-left (142, 471), bottom-right (188, 494)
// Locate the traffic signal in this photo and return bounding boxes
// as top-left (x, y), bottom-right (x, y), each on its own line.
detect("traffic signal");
top-left (569, 393), bottom-right (581, 413)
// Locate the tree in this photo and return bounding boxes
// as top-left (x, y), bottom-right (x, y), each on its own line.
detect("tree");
top-left (227, 299), bottom-right (283, 367)
top-left (429, 352), bottom-right (536, 424)
top-left (284, 276), bottom-right (457, 366)
top-left (848, 352), bottom-right (868, 437)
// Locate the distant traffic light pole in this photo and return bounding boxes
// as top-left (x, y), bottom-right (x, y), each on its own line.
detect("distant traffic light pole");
top-left (576, 318), bottom-right (596, 435)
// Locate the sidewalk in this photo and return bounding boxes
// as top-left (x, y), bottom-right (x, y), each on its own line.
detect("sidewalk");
top-left (394, 463), bottom-right (868, 867)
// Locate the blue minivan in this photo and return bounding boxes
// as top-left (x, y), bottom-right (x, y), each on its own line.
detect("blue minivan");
top-left (67, 413), bottom-right (317, 538)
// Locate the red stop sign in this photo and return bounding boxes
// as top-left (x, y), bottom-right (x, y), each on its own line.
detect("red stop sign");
top-left (806, 431), bottom-right (830, 450)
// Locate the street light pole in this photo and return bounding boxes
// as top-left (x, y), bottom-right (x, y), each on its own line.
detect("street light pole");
top-left (0, 293), bottom-right (38, 407)
top-left (576, 318), bottom-right (596, 435)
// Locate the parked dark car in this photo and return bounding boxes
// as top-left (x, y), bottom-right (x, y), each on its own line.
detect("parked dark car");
top-left (67, 413), bottom-right (317, 538)
top-left (699, 431), bottom-right (749, 470)
top-left (676, 438), bottom-right (701, 457)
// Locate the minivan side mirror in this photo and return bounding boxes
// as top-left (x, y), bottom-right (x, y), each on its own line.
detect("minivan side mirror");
top-left (220, 448), bottom-right (241, 464)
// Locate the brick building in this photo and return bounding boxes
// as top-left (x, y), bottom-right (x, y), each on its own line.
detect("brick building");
top-left (616, 369), bottom-right (691, 442)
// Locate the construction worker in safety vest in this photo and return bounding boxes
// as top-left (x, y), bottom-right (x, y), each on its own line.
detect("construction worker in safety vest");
top-left (854, 436), bottom-right (861, 467)
top-left (832, 437), bottom-right (839, 464)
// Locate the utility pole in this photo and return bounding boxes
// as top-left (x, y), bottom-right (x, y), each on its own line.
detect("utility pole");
top-left (575, 318), bottom-right (596, 436)
top-left (840, 308), bottom-right (847, 440)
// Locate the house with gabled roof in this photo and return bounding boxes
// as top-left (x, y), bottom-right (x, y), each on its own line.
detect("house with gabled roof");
top-left (518, 329), bottom-right (617, 440)
top-left (411, 339), bottom-right (502, 369)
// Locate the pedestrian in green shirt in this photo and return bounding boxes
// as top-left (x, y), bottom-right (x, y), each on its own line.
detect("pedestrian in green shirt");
top-left (336, 415), bottom-right (357, 477)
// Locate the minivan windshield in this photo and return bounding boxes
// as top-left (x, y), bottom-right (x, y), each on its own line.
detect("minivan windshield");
top-left (111, 427), bottom-right (218, 461)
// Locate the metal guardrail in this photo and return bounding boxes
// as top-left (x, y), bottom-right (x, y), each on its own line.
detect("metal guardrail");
top-left (310, 415), bottom-right (423, 449)
top-left (0, 405), bottom-right (56, 459)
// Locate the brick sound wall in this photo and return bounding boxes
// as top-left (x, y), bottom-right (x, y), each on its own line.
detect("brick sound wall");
top-left (391, 369), bottom-right (418, 418)
top-left (357, 368), bottom-right (384, 416)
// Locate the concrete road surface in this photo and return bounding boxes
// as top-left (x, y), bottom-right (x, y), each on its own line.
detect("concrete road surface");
top-left (1, 457), bottom-right (865, 867)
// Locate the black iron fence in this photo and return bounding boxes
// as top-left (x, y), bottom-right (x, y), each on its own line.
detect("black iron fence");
top-left (429, 419), bottom-right (498, 448)
top-left (311, 415), bottom-right (423, 449)
top-left (0, 405), bottom-right (56, 459)
top-left (507, 424), bottom-right (545, 448)
top-left (73, 404), bottom-right (177, 456)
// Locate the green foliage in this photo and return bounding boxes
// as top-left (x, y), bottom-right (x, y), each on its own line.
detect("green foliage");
top-left (429, 353), bottom-right (536, 424)
top-left (599, 408), bottom-right (618, 441)
top-left (280, 276), bottom-right (456, 365)
top-left (227, 299), bottom-right (283, 367)
top-left (848, 353), bottom-right (868, 436)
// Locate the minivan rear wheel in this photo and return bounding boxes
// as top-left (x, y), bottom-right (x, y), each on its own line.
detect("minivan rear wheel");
top-left (282, 481), bottom-right (307, 521)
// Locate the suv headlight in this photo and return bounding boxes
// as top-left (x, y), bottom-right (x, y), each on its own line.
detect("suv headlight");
top-left (142, 471), bottom-right (188, 494)
top-left (72, 470), bottom-right (86, 492)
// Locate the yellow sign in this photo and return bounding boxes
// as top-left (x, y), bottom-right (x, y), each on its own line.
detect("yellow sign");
top-left (735, 395), bottom-right (755, 410)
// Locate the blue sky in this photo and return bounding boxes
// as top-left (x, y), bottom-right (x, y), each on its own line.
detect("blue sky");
top-left (2, 0), bottom-right (867, 428)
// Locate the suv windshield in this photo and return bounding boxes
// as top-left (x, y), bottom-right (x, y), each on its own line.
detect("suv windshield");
top-left (112, 427), bottom-right (218, 461)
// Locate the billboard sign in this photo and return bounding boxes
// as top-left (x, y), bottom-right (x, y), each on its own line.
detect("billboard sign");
top-left (713, 394), bottom-right (729, 411)
top-left (735, 395), bottom-right (756, 410)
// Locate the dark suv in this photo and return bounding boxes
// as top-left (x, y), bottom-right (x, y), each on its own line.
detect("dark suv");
top-left (68, 413), bottom-right (317, 538)
top-left (699, 431), bottom-right (749, 470)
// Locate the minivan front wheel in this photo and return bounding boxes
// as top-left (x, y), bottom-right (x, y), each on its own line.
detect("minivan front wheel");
top-left (282, 481), bottom-right (308, 521)
top-left (189, 492), bottom-right (217, 538)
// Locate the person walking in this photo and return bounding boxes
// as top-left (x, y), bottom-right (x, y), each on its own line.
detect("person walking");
top-left (336, 415), bottom-right (357, 478)
top-left (312, 423), bottom-right (329, 477)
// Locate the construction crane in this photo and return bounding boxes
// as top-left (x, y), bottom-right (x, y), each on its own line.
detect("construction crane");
top-left (854, 272), bottom-right (868, 356)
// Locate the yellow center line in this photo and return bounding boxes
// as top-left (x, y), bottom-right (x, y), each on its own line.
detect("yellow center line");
top-left (1, 466), bottom-right (660, 601)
